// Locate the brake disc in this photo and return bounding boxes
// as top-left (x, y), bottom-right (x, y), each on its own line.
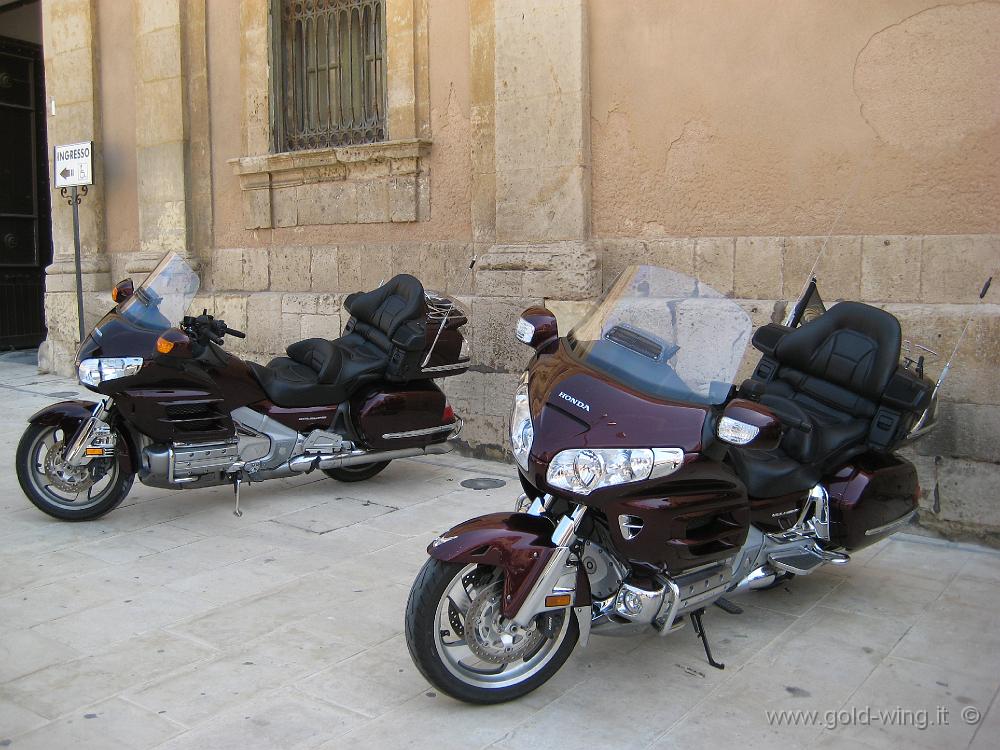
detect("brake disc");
top-left (43, 439), bottom-right (97, 493)
top-left (464, 584), bottom-right (545, 664)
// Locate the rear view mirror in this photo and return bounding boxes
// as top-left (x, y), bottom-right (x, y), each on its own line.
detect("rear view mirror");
top-left (112, 278), bottom-right (134, 304)
top-left (718, 399), bottom-right (781, 451)
top-left (515, 307), bottom-right (558, 350)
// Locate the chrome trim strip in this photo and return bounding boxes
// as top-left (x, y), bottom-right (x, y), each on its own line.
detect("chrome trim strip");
top-left (865, 510), bottom-right (917, 537)
top-left (420, 359), bottom-right (471, 373)
top-left (382, 421), bottom-right (460, 440)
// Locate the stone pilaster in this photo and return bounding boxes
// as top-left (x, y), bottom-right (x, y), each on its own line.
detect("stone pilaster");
top-left (39, 0), bottom-right (110, 372)
top-left (481, 0), bottom-right (599, 311)
top-left (469, 0), bottom-right (496, 249)
top-left (130, 0), bottom-right (191, 273)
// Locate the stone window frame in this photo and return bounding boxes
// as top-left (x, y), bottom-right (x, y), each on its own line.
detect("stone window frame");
top-left (230, 0), bottom-right (431, 229)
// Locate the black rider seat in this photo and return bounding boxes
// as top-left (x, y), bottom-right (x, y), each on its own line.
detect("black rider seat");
top-left (732, 301), bottom-right (901, 498)
top-left (248, 274), bottom-right (427, 408)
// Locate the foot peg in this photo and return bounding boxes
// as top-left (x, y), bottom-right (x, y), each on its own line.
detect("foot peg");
top-left (768, 543), bottom-right (849, 575)
top-left (690, 608), bottom-right (724, 670)
top-left (713, 597), bottom-right (743, 615)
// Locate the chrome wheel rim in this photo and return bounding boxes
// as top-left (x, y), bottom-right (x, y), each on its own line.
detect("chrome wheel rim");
top-left (24, 426), bottom-right (119, 511)
top-left (433, 563), bottom-right (571, 690)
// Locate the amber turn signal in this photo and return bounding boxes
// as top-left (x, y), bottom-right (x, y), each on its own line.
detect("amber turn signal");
top-left (111, 278), bottom-right (134, 303)
top-left (84, 447), bottom-right (104, 456)
top-left (155, 328), bottom-right (192, 358)
top-left (544, 594), bottom-right (573, 608)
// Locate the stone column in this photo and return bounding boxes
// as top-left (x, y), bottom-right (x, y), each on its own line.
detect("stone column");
top-left (129, 0), bottom-right (191, 274)
top-left (39, 0), bottom-right (111, 373)
top-left (478, 0), bottom-right (598, 303)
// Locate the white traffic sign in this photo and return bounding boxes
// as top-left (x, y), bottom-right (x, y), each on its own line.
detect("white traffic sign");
top-left (54, 141), bottom-right (94, 188)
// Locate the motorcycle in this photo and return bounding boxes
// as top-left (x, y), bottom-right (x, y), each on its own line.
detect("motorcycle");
top-left (17, 252), bottom-right (470, 520)
top-left (404, 263), bottom-right (942, 704)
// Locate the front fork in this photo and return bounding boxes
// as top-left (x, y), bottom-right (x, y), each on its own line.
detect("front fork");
top-left (512, 496), bottom-right (593, 645)
top-left (63, 400), bottom-right (117, 467)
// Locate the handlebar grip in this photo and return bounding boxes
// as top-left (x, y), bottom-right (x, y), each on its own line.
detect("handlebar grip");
top-left (224, 327), bottom-right (246, 339)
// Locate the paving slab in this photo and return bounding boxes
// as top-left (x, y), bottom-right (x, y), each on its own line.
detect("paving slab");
top-left (0, 356), bottom-right (998, 749)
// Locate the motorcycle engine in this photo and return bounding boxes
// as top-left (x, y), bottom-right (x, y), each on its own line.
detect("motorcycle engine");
top-left (580, 539), bottom-right (627, 600)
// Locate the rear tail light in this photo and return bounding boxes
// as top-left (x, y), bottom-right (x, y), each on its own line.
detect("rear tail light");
top-left (443, 404), bottom-right (455, 422)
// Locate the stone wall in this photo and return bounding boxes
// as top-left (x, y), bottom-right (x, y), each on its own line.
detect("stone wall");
top-left (36, 0), bottom-right (999, 545)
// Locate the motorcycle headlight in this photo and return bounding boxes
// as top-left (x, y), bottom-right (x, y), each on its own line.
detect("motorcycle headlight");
top-left (509, 371), bottom-right (533, 471)
top-left (546, 447), bottom-right (684, 496)
top-left (78, 357), bottom-right (143, 386)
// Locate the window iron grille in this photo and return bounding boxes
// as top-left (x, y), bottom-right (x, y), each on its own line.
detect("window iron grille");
top-left (276, 0), bottom-right (387, 151)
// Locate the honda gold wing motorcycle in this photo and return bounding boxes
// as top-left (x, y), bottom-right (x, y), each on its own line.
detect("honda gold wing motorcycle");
top-left (405, 264), bottom-right (939, 704)
top-left (17, 252), bottom-right (469, 520)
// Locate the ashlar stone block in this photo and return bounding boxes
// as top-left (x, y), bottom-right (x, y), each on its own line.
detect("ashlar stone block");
top-left (861, 236), bottom-right (922, 303)
top-left (735, 237), bottom-right (783, 299)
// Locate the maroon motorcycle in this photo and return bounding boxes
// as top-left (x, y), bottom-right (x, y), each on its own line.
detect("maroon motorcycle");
top-left (405, 264), bottom-right (938, 703)
top-left (16, 252), bottom-right (469, 520)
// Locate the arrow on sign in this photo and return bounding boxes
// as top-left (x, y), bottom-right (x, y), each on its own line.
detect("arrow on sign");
top-left (59, 167), bottom-right (73, 179)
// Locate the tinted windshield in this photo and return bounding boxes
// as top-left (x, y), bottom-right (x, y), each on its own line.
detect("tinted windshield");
top-left (566, 265), bottom-right (751, 405)
top-left (119, 252), bottom-right (199, 332)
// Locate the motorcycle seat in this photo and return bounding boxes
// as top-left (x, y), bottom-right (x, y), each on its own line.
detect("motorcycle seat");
top-left (732, 301), bottom-right (901, 498)
top-left (248, 275), bottom-right (427, 408)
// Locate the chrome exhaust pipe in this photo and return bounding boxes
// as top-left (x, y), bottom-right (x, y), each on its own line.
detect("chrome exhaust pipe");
top-left (288, 441), bottom-right (454, 473)
top-left (730, 566), bottom-right (777, 594)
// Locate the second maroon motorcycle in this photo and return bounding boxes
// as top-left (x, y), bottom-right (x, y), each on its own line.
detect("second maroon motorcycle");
top-left (16, 252), bottom-right (469, 520)
top-left (405, 264), bottom-right (936, 703)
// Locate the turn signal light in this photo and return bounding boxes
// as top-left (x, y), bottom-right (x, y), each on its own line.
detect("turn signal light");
top-left (111, 278), bottom-right (134, 303)
top-left (84, 447), bottom-right (104, 456)
top-left (155, 328), bottom-right (192, 358)
top-left (544, 594), bottom-right (573, 608)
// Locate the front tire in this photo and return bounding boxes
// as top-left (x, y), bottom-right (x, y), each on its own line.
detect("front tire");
top-left (16, 423), bottom-right (134, 521)
top-left (405, 558), bottom-right (579, 704)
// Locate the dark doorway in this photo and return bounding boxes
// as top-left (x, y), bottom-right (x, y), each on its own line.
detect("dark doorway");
top-left (0, 33), bottom-right (51, 349)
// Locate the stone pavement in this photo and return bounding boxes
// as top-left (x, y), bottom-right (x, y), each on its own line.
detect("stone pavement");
top-left (0, 350), bottom-right (998, 750)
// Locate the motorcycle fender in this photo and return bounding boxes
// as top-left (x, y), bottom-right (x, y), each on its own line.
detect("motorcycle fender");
top-left (429, 511), bottom-right (591, 620)
top-left (28, 400), bottom-right (97, 433)
top-left (27, 400), bottom-right (136, 475)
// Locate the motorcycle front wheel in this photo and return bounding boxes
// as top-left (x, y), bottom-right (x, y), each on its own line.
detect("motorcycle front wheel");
top-left (404, 558), bottom-right (579, 704)
top-left (16, 423), bottom-right (134, 521)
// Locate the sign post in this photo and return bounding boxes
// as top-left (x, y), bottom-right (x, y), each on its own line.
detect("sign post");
top-left (53, 141), bottom-right (94, 343)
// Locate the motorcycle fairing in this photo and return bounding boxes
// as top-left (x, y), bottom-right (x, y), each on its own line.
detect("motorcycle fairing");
top-left (428, 511), bottom-right (591, 619)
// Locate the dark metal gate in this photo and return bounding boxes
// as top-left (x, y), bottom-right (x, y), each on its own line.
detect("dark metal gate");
top-left (0, 35), bottom-right (51, 349)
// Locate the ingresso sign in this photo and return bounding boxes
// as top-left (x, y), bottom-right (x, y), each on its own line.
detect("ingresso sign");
top-left (53, 141), bottom-right (94, 188)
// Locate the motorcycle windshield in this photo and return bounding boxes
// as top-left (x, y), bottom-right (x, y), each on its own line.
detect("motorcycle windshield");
top-left (118, 252), bottom-right (200, 332)
top-left (566, 265), bottom-right (752, 406)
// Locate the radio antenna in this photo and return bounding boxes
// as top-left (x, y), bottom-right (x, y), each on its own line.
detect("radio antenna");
top-left (784, 168), bottom-right (868, 326)
top-left (933, 274), bottom-right (994, 399)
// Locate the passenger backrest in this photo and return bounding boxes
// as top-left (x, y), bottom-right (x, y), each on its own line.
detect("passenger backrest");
top-left (344, 274), bottom-right (426, 344)
top-left (773, 301), bottom-right (901, 403)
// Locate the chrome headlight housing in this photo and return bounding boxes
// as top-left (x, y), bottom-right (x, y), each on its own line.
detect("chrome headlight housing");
top-left (78, 357), bottom-right (143, 386)
top-left (546, 447), bottom-right (684, 496)
top-left (509, 371), bottom-right (533, 471)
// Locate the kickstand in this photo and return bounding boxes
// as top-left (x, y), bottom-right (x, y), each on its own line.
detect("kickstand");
top-left (690, 608), bottom-right (725, 670)
top-left (232, 474), bottom-right (243, 517)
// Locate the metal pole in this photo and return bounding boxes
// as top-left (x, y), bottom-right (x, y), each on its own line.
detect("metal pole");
top-left (71, 184), bottom-right (85, 343)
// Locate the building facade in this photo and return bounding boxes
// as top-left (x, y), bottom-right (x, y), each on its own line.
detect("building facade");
top-left (18, 0), bottom-right (1000, 542)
